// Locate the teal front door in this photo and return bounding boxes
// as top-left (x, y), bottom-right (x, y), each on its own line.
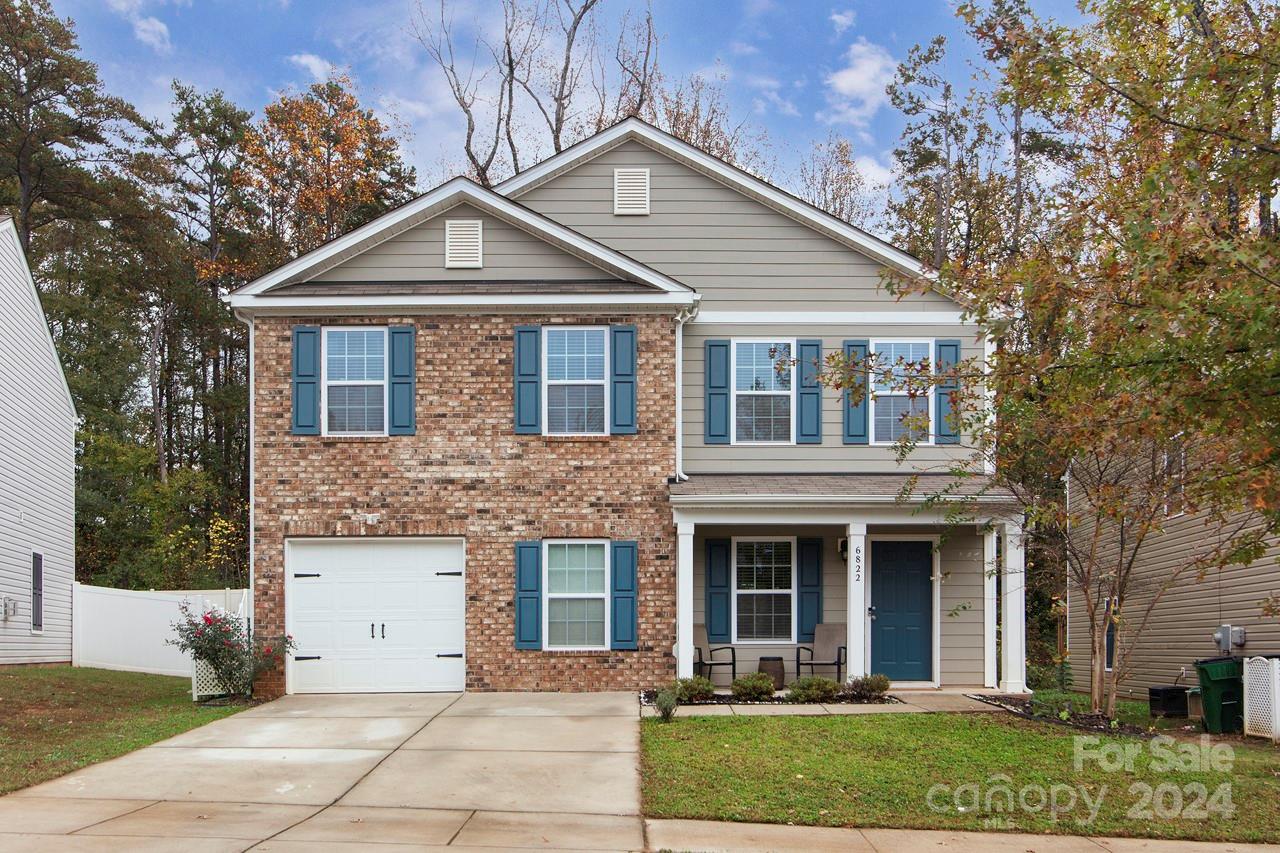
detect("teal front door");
top-left (870, 540), bottom-right (933, 681)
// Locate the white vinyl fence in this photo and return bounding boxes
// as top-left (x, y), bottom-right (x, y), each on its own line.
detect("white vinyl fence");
top-left (1244, 656), bottom-right (1280, 743)
top-left (71, 583), bottom-right (250, 678)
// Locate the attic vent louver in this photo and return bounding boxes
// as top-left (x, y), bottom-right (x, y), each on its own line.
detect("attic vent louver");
top-left (613, 168), bottom-right (650, 215)
top-left (445, 219), bottom-right (483, 268)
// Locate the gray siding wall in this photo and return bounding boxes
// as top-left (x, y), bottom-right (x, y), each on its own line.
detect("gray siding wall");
top-left (692, 525), bottom-right (985, 686)
top-left (0, 225), bottom-right (75, 664)
top-left (1067, 511), bottom-right (1280, 698)
top-left (314, 202), bottom-right (614, 282)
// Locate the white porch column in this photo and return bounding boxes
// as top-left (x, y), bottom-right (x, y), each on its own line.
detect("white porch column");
top-left (676, 521), bottom-right (695, 678)
top-left (999, 519), bottom-right (1028, 693)
top-left (983, 527), bottom-right (998, 688)
top-left (846, 522), bottom-right (867, 680)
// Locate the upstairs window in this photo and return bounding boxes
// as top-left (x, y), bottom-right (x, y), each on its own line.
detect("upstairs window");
top-left (31, 553), bottom-right (42, 633)
top-left (733, 340), bottom-right (793, 444)
top-left (323, 327), bottom-right (387, 436)
top-left (544, 327), bottom-right (608, 435)
top-left (872, 341), bottom-right (932, 444)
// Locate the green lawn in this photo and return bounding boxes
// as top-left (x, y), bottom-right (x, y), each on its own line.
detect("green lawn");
top-left (641, 713), bottom-right (1280, 843)
top-left (1029, 689), bottom-right (1189, 732)
top-left (0, 665), bottom-right (243, 795)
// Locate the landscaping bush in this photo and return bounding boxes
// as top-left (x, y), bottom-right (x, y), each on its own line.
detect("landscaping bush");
top-left (655, 687), bottom-right (679, 722)
top-left (671, 675), bottom-right (716, 703)
top-left (730, 672), bottom-right (777, 702)
top-left (1027, 662), bottom-right (1057, 691)
top-left (842, 673), bottom-right (891, 702)
top-left (787, 676), bottom-right (840, 703)
top-left (168, 601), bottom-right (294, 699)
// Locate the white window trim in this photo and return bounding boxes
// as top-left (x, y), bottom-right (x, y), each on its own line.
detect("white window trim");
top-left (869, 338), bottom-right (935, 447)
top-left (542, 539), bottom-right (611, 652)
top-left (541, 325), bottom-right (610, 437)
top-left (320, 326), bottom-right (389, 438)
top-left (730, 535), bottom-right (797, 645)
top-left (730, 338), bottom-right (797, 446)
top-left (30, 552), bottom-right (42, 635)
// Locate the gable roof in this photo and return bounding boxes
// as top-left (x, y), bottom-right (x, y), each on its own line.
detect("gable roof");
top-left (0, 217), bottom-right (76, 418)
top-left (497, 117), bottom-right (930, 282)
top-left (229, 177), bottom-right (696, 309)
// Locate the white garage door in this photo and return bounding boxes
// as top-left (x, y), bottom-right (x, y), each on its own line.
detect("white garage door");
top-left (286, 538), bottom-right (465, 693)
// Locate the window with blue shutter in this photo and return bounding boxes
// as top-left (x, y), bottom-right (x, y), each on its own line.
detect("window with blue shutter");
top-left (513, 326), bottom-right (542, 434)
top-left (935, 339), bottom-right (961, 444)
top-left (704, 340), bottom-right (730, 444)
top-left (291, 326), bottom-right (321, 435)
top-left (610, 541), bottom-right (638, 650)
top-left (388, 325), bottom-right (416, 435)
top-left (797, 538), bottom-right (822, 642)
top-left (514, 541), bottom-right (542, 649)
top-left (842, 339), bottom-right (869, 444)
top-left (609, 326), bottom-right (637, 434)
top-left (797, 339), bottom-right (822, 444)
top-left (705, 538), bottom-right (731, 643)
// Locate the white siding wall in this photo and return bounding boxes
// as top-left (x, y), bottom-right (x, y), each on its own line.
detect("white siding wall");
top-left (0, 221), bottom-right (76, 664)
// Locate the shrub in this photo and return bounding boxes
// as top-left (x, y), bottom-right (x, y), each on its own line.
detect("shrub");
top-left (843, 673), bottom-right (891, 702)
top-left (730, 672), bottom-right (777, 702)
top-left (1027, 662), bottom-right (1057, 691)
top-left (788, 676), bottom-right (840, 703)
top-left (168, 601), bottom-right (294, 699)
top-left (671, 676), bottom-right (716, 703)
top-left (1055, 654), bottom-right (1073, 692)
top-left (655, 687), bottom-right (679, 722)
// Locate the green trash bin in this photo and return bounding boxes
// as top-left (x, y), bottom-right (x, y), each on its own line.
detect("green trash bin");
top-left (1195, 656), bottom-right (1243, 734)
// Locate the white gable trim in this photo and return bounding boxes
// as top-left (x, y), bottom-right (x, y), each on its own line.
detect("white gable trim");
top-left (0, 218), bottom-right (76, 418)
top-left (230, 177), bottom-right (692, 300)
top-left (497, 118), bottom-right (931, 282)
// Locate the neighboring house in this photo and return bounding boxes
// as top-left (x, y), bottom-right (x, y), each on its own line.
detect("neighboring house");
top-left (228, 118), bottom-right (1028, 697)
top-left (0, 217), bottom-right (77, 665)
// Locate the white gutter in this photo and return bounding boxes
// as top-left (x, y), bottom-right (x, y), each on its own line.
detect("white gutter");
top-left (233, 309), bottom-right (255, 626)
top-left (227, 292), bottom-right (698, 311)
top-left (673, 300), bottom-right (700, 481)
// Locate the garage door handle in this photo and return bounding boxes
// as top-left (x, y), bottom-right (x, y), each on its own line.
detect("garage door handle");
top-left (295, 655), bottom-right (321, 661)
top-left (437, 653), bottom-right (463, 658)
top-left (371, 623), bottom-right (374, 639)
top-left (381, 623), bottom-right (385, 639)
top-left (436, 571), bottom-right (462, 576)
top-left (293, 573), bottom-right (321, 578)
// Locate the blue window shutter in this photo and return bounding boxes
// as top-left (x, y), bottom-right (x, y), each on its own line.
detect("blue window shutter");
top-left (842, 339), bottom-right (869, 444)
top-left (797, 538), bottom-right (823, 643)
top-left (610, 325), bottom-right (637, 435)
top-left (704, 340), bottom-right (730, 444)
top-left (610, 541), bottom-right (639, 650)
top-left (705, 538), bottom-right (731, 643)
top-left (291, 326), bottom-right (321, 435)
top-left (797, 339), bottom-right (822, 444)
top-left (514, 541), bottom-right (542, 649)
top-left (514, 326), bottom-right (541, 434)
top-left (935, 339), bottom-right (961, 444)
top-left (388, 325), bottom-right (416, 435)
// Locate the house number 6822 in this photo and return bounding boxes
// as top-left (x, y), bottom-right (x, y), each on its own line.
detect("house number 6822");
top-left (854, 545), bottom-right (863, 581)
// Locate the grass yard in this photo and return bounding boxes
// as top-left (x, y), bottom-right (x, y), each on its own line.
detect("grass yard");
top-left (1030, 689), bottom-right (1190, 732)
top-left (641, 713), bottom-right (1280, 843)
top-left (0, 665), bottom-right (243, 795)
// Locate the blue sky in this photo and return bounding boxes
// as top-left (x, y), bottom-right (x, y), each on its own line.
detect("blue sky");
top-left (59, 0), bottom-right (1077, 189)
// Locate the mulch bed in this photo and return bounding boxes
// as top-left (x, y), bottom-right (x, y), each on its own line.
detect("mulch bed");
top-left (969, 692), bottom-right (1164, 737)
top-left (639, 689), bottom-right (900, 707)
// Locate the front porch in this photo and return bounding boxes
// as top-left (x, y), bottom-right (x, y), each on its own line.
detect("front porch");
top-left (671, 474), bottom-right (1028, 693)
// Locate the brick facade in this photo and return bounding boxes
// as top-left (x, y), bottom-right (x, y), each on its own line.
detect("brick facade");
top-left (251, 312), bottom-right (678, 698)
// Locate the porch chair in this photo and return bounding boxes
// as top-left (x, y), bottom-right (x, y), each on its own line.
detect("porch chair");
top-left (796, 623), bottom-right (847, 684)
top-left (694, 624), bottom-right (736, 682)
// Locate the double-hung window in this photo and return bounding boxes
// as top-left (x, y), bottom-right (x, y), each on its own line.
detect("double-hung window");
top-left (732, 340), bottom-right (793, 443)
top-left (544, 541), bottom-right (609, 650)
top-left (323, 327), bottom-right (388, 436)
top-left (544, 327), bottom-right (608, 435)
top-left (732, 538), bottom-right (795, 643)
top-left (871, 340), bottom-right (932, 444)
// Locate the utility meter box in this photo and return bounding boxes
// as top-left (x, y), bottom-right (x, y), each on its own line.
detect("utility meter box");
top-left (1213, 624), bottom-right (1247, 654)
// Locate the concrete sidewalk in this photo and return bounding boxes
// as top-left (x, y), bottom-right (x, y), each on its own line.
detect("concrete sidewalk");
top-left (647, 818), bottom-right (1280, 852)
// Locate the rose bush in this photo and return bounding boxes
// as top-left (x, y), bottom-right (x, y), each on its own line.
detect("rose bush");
top-left (168, 600), bottom-right (294, 699)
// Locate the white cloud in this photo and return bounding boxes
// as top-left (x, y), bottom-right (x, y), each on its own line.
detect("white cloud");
top-left (829, 9), bottom-right (856, 35)
top-left (855, 154), bottom-right (894, 187)
top-left (820, 38), bottom-right (896, 127)
top-left (745, 75), bottom-right (799, 117)
top-left (106, 0), bottom-right (173, 55)
top-left (288, 53), bottom-right (337, 82)
top-left (728, 41), bottom-right (759, 56)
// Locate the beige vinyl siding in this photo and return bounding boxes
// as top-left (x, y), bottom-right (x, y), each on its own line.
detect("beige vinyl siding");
top-left (1067, 502), bottom-right (1280, 698)
top-left (313, 203), bottom-right (616, 283)
top-left (514, 140), bottom-right (957, 312)
top-left (691, 525), bottom-right (984, 686)
top-left (0, 223), bottom-right (75, 664)
top-left (684, 323), bottom-right (983, 473)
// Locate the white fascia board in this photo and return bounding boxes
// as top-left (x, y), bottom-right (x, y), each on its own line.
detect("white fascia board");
top-left (692, 311), bottom-right (967, 325)
top-left (229, 291), bottom-right (699, 311)
top-left (231, 177), bottom-right (689, 297)
top-left (669, 493), bottom-right (1016, 506)
top-left (497, 119), bottom-right (931, 282)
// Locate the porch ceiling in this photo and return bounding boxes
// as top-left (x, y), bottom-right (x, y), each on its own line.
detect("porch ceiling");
top-left (669, 473), bottom-right (1016, 504)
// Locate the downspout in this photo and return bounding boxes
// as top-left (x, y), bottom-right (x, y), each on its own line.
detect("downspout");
top-left (674, 298), bottom-right (700, 481)
top-left (233, 309), bottom-right (255, 630)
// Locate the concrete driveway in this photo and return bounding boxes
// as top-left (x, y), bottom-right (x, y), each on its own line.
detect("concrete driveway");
top-left (0, 691), bottom-right (644, 852)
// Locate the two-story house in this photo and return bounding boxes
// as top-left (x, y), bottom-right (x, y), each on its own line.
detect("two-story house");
top-left (228, 119), bottom-right (1028, 697)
